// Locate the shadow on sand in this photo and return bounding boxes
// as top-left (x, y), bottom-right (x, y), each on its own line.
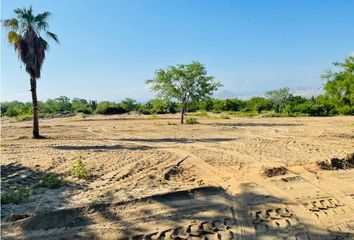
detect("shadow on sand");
top-left (114, 137), bottom-right (239, 144)
top-left (209, 122), bottom-right (303, 127)
top-left (1, 164), bottom-right (352, 240)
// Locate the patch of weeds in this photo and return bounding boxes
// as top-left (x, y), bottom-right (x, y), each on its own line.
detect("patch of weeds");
top-left (36, 173), bottom-right (64, 189)
top-left (1, 186), bottom-right (30, 204)
top-left (70, 156), bottom-right (88, 179)
top-left (1, 142), bottom-right (8, 149)
top-left (220, 113), bottom-right (230, 119)
top-left (264, 166), bottom-right (288, 177)
top-left (15, 113), bottom-right (33, 121)
top-left (185, 117), bottom-right (199, 124)
top-left (167, 121), bottom-right (177, 125)
top-left (194, 110), bottom-right (208, 117)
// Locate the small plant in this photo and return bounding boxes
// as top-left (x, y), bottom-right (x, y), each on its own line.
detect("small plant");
top-left (70, 156), bottom-right (88, 179)
top-left (1, 142), bottom-right (8, 149)
top-left (1, 186), bottom-right (30, 204)
top-left (167, 121), bottom-right (177, 125)
top-left (220, 113), bottom-right (230, 119)
top-left (185, 117), bottom-right (199, 124)
top-left (194, 110), bottom-right (208, 117)
top-left (36, 173), bottom-right (64, 189)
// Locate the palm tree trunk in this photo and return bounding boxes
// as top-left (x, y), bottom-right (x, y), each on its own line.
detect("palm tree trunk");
top-left (30, 77), bottom-right (40, 138)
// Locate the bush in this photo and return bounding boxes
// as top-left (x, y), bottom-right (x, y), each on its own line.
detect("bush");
top-left (185, 117), bottom-right (199, 124)
top-left (15, 113), bottom-right (33, 121)
top-left (94, 101), bottom-right (127, 115)
top-left (70, 156), bottom-right (88, 179)
top-left (1, 186), bottom-right (30, 204)
top-left (337, 105), bottom-right (354, 115)
top-left (36, 173), bottom-right (64, 189)
top-left (119, 98), bottom-right (138, 112)
top-left (194, 110), bottom-right (208, 117)
top-left (220, 113), bottom-right (230, 119)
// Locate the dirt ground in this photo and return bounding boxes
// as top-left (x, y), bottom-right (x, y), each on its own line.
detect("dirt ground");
top-left (1, 114), bottom-right (354, 239)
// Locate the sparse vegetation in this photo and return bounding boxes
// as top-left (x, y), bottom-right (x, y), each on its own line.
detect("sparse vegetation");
top-left (1, 186), bottom-right (30, 204)
top-left (219, 113), bottom-right (230, 119)
top-left (36, 173), bottom-right (64, 189)
top-left (185, 117), bottom-right (199, 124)
top-left (70, 156), bottom-right (88, 179)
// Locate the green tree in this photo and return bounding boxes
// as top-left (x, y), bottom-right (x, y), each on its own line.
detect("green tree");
top-left (119, 98), bottom-right (138, 112)
top-left (245, 97), bottom-right (272, 113)
top-left (72, 98), bottom-right (91, 114)
top-left (146, 61), bottom-right (222, 123)
top-left (321, 56), bottom-right (354, 114)
top-left (3, 6), bottom-right (59, 138)
top-left (265, 87), bottom-right (292, 113)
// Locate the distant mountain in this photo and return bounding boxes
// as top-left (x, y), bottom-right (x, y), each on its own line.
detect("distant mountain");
top-left (214, 90), bottom-right (238, 99)
top-left (289, 87), bottom-right (323, 98)
top-left (214, 87), bottom-right (323, 100)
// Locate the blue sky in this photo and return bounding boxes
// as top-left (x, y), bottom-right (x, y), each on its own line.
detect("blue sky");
top-left (1, 0), bottom-right (354, 102)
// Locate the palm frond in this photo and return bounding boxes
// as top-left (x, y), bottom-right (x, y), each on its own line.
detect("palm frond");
top-left (13, 8), bottom-right (25, 17)
top-left (46, 31), bottom-right (59, 43)
top-left (34, 11), bottom-right (51, 23)
top-left (36, 21), bottom-right (49, 31)
top-left (2, 18), bottom-right (19, 31)
top-left (8, 31), bottom-right (22, 44)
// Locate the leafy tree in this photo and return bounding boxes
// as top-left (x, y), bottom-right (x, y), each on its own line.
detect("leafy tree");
top-left (119, 98), bottom-right (138, 112)
top-left (54, 96), bottom-right (72, 112)
top-left (321, 56), bottom-right (354, 113)
top-left (95, 101), bottom-right (126, 115)
top-left (72, 98), bottom-right (91, 114)
top-left (265, 87), bottom-right (292, 113)
top-left (3, 6), bottom-right (59, 138)
top-left (245, 97), bottom-right (272, 113)
top-left (147, 61), bottom-right (222, 123)
top-left (89, 100), bottom-right (97, 113)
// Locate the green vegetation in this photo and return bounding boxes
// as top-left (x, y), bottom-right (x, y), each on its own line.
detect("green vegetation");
top-left (185, 117), bottom-right (199, 124)
top-left (70, 156), bottom-right (88, 179)
top-left (146, 61), bottom-right (222, 123)
top-left (1, 57), bottom-right (353, 119)
top-left (3, 7), bottom-right (59, 138)
top-left (36, 173), bottom-right (64, 189)
top-left (1, 186), bottom-right (30, 204)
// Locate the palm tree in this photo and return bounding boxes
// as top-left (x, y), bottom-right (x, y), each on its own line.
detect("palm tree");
top-left (3, 6), bottom-right (59, 138)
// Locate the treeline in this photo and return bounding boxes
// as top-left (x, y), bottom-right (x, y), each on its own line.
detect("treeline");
top-left (1, 88), bottom-right (352, 120)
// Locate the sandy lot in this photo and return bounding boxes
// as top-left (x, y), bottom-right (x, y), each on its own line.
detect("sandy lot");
top-left (1, 114), bottom-right (354, 239)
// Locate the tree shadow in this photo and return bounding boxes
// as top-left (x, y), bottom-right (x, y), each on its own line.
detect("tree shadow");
top-left (51, 144), bottom-right (153, 151)
top-left (5, 181), bottom-right (352, 239)
top-left (209, 122), bottom-right (303, 127)
top-left (114, 137), bottom-right (239, 144)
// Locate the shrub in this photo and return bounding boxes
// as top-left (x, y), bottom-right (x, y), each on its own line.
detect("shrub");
top-left (220, 113), bottom-right (230, 119)
top-left (119, 98), bottom-right (138, 112)
top-left (1, 186), bottom-right (30, 204)
top-left (185, 117), bottom-right (199, 124)
top-left (15, 113), bottom-right (33, 121)
top-left (36, 173), bottom-right (64, 189)
top-left (70, 156), bottom-right (88, 179)
top-left (194, 110), bottom-right (208, 117)
top-left (95, 101), bottom-right (127, 115)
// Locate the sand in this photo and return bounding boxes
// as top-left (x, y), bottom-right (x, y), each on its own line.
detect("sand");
top-left (1, 114), bottom-right (354, 239)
